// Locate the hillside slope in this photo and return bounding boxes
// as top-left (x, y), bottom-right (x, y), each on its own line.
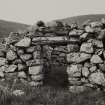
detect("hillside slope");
top-left (0, 20), bottom-right (29, 38)
top-left (58, 14), bottom-right (105, 26)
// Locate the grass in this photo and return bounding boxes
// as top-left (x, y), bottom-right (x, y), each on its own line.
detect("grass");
top-left (0, 79), bottom-right (105, 105)
top-left (0, 64), bottom-right (105, 105)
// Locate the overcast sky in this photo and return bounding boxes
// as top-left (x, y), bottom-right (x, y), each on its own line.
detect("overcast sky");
top-left (0, 0), bottom-right (105, 25)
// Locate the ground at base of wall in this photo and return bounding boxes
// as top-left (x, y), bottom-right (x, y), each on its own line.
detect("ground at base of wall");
top-left (0, 80), bottom-right (105, 105)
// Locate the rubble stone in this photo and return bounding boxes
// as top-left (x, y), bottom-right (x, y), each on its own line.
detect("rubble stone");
top-left (20, 54), bottom-right (32, 62)
top-left (89, 71), bottom-right (105, 86)
top-left (0, 65), bottom-right (8, 72)
top-left (26, 46), bottom-right (36, 53)
top-left (82, 67), bottom-right (90, 77)
top-left (29, 65), bottom-right (43, 75)
top-left (18, 64), bottom-right (26, 71)
top-left (91, 55), bottom-right (103, 64)
top-left (5, 65), bottom-right (17, 73)
top-left (80, 43), bottom-right (94, 53)
top-left (67, 64), bottom-right (82, 77)
top-left (15, 37), bottom-right (31, 47)
top-left (26, 59), bottom-right (43, 66)
top-left (33, 51), bottom-right (41, 59)
top-left (85, 25), bottom-right (94, 33)
top-left (18, 71), bottom-right (27, 78)
top-left (98, 63), bottom-right (105, 71)
top-left (67, 44), bottom-right (79, 52)
top-left (6, 50), bottom-right (17, 61)
top-left (89, 65), bottom-right (97, 72)
top-left (0, 71), bottom-right (4, 78)
top-left (67, 53), bottom-right (91, 63)
top-left (31, 75), bottom-right (43, 81)
top-left (17, 49), bottom-right (24, 55)
top-left (0, 58), bottom-right (7, 66)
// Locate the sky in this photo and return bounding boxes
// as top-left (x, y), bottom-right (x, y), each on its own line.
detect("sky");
top-left (0, 0), bottom-right (105, 25)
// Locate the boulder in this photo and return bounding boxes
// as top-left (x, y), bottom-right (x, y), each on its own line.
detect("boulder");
top-left (20, 54), bottom-right (32, 62)
top-left (82, 67), bottom-right (90, 77)
top-left (89, 71), bottom-right (105, 86)
top-left (0, 58), bottom-right (7, 66)
top-left (80, 43), bottom-right (94, 53)
top-left (67, 53), bottom-right (91, 63)
top-left (67, 64), bottom-right (82, 77)
top-left (29, 65), bottom-right (43, 75)
top-left (91, 55), bottom-right (103, 64)
top-left (15, 37), bottom-right (31, 47)
top-left (18, 71), bottom-right (27, 79)
top-left (6, 50), bottom-right (17, 61)
top-left (5, 65), bottom-right (17, 73)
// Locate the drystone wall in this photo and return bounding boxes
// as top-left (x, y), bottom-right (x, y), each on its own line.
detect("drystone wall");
top-left (0, 19), bottom-right (105, 92)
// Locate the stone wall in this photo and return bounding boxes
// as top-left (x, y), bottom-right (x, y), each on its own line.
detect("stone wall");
top-left (0, 19), bottom-right (105, 91)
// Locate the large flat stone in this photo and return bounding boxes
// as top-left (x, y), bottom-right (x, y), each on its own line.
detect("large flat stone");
top-left (15, 37), bottom-right (31, 47)
top-left (67, 53), bottom-right (91, 63)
